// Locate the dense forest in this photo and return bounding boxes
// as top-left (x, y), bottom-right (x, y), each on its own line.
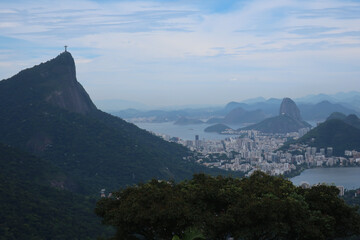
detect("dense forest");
top-left (0, 143), bottom-right (113, 239)
top-left (96, 172), bottom-right (360, 240)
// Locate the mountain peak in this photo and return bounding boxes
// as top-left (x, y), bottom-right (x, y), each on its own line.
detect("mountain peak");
top-left (43, 52), bottom-right (97, 114)
top-left (279, 98), bottom-right (302, 121)
top-left (1, 51), bottom-right (97, 115)
top-left (57, 51), bottom-right (73, 59)
top-left (40, 51), bottom-right (76, 84)
top-left (53, 51), bottom-right (75, 66)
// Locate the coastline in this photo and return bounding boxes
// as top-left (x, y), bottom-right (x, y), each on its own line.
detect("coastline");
top-left (290, 166), bottom-right (360, 190)
top-left (285, 164), bottom-right (360, 180)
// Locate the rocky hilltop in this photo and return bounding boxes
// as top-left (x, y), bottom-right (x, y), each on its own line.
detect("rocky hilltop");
top-left (279, 97), bottom-right (302, 121)
top-left (44, 52), bottom-right (97, 114)
top-left (242, 98), bottom-right (311, 133)
top-left (0, 52), bottom-right (97, 114)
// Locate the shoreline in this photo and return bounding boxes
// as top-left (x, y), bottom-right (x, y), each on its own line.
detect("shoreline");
top-left (286, 164), bottom-right (360, 179)
top-left (289, 166), bottom-right (360, 190)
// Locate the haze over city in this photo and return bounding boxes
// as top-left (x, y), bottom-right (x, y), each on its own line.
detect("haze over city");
top-left (1, 0), bottom-right (360, 107)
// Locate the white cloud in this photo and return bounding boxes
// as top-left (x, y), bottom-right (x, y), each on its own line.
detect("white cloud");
top-left (1, 0), bottom-right (360, 105)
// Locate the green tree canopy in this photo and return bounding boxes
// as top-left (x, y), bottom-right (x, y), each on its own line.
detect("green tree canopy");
top-left (96, 172), bottom-right (360, 240)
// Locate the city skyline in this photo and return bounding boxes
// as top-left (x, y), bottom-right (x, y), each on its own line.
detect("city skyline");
top-left (1, 0), bottom-right (360, 107)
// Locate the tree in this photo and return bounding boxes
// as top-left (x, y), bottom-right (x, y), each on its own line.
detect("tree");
top-left (96, 172), bottom-right (360, 239)
top-left (172, 227), bottom-right (205, 240)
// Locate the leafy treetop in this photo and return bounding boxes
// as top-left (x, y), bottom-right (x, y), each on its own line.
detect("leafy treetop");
top-left (96, 171), bottom-right (360, 240)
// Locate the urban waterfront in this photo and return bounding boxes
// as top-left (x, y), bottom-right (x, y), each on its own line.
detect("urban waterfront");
top-left (137, 122), bottom-right (360, 183)
top-left (135, 121), bottom-right (360, 189)
top-left (291, 167), bottom-right (360, 190)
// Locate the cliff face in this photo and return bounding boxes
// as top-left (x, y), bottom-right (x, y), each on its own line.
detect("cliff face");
top-left (43, 52), bottom-right (97, 114)
top-left (0, 51), bottom-right (97, 114)
top-left (45, 80), bottom-right (96, 114)
top-left (279, 98), bottom-right (302, 121)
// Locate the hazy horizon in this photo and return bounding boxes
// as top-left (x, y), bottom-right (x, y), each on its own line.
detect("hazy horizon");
top-left (1, 0), bottom-right (360, 106)
top-left (92, 90), bottom-right (360, 111)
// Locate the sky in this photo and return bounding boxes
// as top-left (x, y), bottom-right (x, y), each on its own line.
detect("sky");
top-left (0, 0), bottom-right (360, 108)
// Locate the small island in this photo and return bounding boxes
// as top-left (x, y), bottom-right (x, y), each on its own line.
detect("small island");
top-left (204, 123), bottom-right (233, 133)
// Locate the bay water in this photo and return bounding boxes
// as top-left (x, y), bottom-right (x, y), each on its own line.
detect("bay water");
top-left (291, 167), bottom-right (360, 190)
top-left (134, 121), bottom-right (242, 141)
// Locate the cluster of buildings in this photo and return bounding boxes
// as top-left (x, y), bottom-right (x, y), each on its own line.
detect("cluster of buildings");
top-left (154, 128), bottom-right (360, 177)
top-left (285, 143), bottom-right (360, 168)
top-left (185, 130), bottom-right (299, 176)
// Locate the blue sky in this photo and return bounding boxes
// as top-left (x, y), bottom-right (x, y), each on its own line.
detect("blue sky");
top-left (1, 0), bottom-right (360, 107)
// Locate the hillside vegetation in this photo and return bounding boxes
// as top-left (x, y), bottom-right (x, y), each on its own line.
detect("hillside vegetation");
top-left (0, 143), bottom-right (112, 239)
top-left (296, 119), bottom-right (360, 156)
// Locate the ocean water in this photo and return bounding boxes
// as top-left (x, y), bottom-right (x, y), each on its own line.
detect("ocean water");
top-left (134, 122), bottom-right (243, 141)
top-left (291, 167), bottom-right (360, 190)
top-left (133, 119), bottom-right (320, 141)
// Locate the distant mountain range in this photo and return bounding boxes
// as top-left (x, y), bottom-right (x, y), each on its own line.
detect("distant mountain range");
top-left (98, 91), bottom-right (360, 114)
top-left (207, 107), bottom-right (266, 125)
top-left (298, 101), bottom-right (357, 121)
top-left (224, 99), bottom-right (358, 122)
top-left (117, 93), bottom-right (359, 130)
top-left (113, 92), bottom-right (360, 125)
top-left (296, 91), bottom-right (360, 107)
top-left (242, 91), bottom-right (360, 111)
top-left (174, 117), bottom-right (204, 125)
top-left (205, 98), bottom-right (312, 134)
